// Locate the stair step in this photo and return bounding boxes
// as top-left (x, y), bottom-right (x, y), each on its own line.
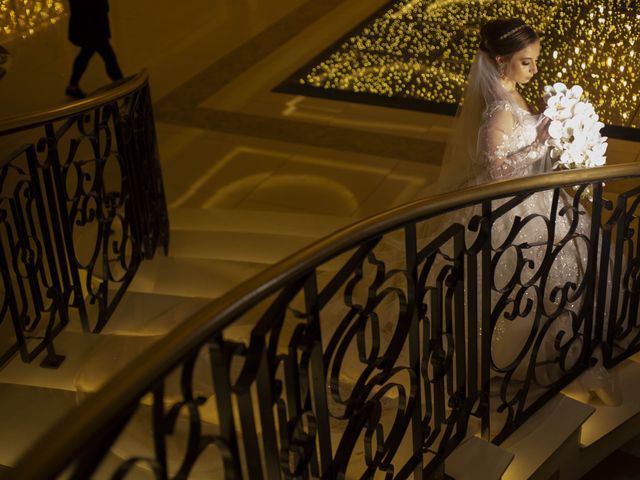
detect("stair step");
top-left (0, 331), bottom-right (103, 392)
top-left (548, 359), bottom-right (640, 478)
top-left (128, 256), bottom-right (267, 298)
top-left (628, 351), bottom-right (640, 364)
top-left (445, 436), bottom-right (514, 480)
top-left (93, 450), bottom-right (221, 480)
top-left (0, 331), bottom-right (159, 393)
top-left (0, 383), bottom-right (77, 466)
top-left (501, 394), bottom-right (594, 480)
top-left (73, 335), bottom-right (195, 401)
top-left (96, 398), bottom-right (225, 480)
top-left (168, 207), bottom-right (353, 238)
top-left (573, 360), bottom-right (640, 448)
top-left (168, 229), bottom-right (316, 263)
top-left (73, 299), bottom-right (334, 400)
top-left (69, 291), bottom-right (210, 336)
top-left (91, 452), bottom-right (153, 480)
top-left (127, 249), bottom-right (344, 299)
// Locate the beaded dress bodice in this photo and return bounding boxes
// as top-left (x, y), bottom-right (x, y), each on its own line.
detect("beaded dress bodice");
top-left (482, 100), bottom-right (594, 383)
top-left (478, 100), bottom-right (549, 182)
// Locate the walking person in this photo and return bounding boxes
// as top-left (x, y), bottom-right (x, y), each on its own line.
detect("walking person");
top-left (65, 0), bottom-right (123, 99)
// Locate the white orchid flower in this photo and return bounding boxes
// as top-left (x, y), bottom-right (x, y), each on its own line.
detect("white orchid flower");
top-left (553, 82), bottom-right (568, 93)
top-left (540, 83), bottom-right (607, 175)
top-left (548, 120), bottom-right (565, 139)
top-left (558, 98), bottom-right (578, 120)
top-left (550, 148), bottom-right (564, 160)
top-left (572, 101), bottom-right (592, 116)
top-left (569, 85), bottom-right (584, 99)
top-left (544, 94), bottom-right (575, 120)
top-left (592, 140), bottom-right (608, 156)
top-left (571, 137), bottom-right (588, 156)
top-left (547, 137), bottom-right (563, 148)
top-left (544, 96), bottom-right (557, 108)
top-left (587, 150), bottom-right (607, 167)
top-left (544, 107), bottom-right (557, 119)
top-left (566, 114), bottom-right (587, 130)
top-left (543, 85), bottom-right (556, 102)
top-left (560, 150), bottom-right (576, 167)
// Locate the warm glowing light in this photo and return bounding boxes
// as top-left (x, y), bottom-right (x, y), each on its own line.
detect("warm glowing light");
top-left (0, 0), bottom-right (65, 41)
top-left (295, 0), bottom-right (640, 129)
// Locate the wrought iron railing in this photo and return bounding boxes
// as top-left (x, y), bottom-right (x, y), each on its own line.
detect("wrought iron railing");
top-left (6, 164), bottom-right (640, 479)
top-left (0, 71), bottom-right (169, 368)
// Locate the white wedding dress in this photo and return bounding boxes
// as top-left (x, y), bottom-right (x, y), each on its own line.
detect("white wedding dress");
top-left (326, 92), bottom-right (618, 413)
top-left (477, 97), bottom-right (620, 402)
top-left (480, 100), bottom-right (589, 383)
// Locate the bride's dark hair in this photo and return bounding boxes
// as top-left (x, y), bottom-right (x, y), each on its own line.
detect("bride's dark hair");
top-left (479, 19), bottom-right (538, 57)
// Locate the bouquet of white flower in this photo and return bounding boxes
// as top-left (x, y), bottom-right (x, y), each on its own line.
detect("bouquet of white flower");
top-left (542, 82), bottom-right (608, 170)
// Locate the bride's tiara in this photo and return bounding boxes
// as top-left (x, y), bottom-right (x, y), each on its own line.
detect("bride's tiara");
top-left (499, 24), bottom-right (527, 40)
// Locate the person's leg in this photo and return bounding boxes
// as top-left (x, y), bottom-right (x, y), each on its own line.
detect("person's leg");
top-left (95, 41), bottom-right (123, 81)
top-left (67, 46), bottom-right (96, 98)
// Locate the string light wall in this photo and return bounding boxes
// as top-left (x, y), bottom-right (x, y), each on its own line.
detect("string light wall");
top-left (0, 0), bottom-right (65, 42)
top-left (289, 0), bottom-right (640, 129)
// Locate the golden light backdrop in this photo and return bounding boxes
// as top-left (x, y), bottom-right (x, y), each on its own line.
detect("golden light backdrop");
top-left (297, 0), bottom-right (640, 129)
top-left (0, 0), bottom-right (65, 42)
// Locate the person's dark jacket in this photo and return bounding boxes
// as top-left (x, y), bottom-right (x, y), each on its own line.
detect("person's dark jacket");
top-left (68, 0), bottom-right (111, 47)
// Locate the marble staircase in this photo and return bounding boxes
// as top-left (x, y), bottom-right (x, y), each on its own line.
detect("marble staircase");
top-left (1, 192), bottom-right (640, 479)
top-left (2, 0), bottom-right (640, 475)
top-left (1, 113), bottom-right (640, 478)
top-left (0, 204), bottom-right (354, 473)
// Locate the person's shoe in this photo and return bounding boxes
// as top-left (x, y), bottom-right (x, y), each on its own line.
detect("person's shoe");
top-left (65, 85), bottom-right (86, 99)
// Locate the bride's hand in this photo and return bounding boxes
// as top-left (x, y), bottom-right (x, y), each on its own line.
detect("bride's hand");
top-left (537, 116), bottom-right (551, 143)
top-left (536, 95), bottom-right (548, 114)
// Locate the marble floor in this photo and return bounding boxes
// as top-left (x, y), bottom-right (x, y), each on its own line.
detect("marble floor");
top-left (2, 0), bottom-right (640, 477)
top-left (0, 0), bottom-right (447, 223)
top-left (2, 0), bottom-right (640, 221)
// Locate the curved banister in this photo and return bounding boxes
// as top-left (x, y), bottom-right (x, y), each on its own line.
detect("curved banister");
top-left (7, 162), bottom-right (640, 479)
top-left (0, 69), bottom-right (169, 369)
top-left (0, 70), bottom-right (149, 137)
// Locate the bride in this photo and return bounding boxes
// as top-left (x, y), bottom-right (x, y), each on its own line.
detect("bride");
top-left (329, 18), bottom-right (620, 416)
top-left (457, 18), bottom-right (618, 404)
top-left (442, 18), bottom-right (549, 189)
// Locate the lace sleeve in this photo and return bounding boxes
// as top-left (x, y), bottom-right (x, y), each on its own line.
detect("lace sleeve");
top-left (479, 103), bottom-right (548, 180)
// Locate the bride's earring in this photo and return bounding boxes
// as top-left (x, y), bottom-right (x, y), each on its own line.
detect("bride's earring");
top-left (499, 63), bottom-right (506, 79)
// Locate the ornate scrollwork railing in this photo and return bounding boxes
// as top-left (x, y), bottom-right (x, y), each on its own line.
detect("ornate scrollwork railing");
top-left (0, 71), bottom-right (169, 367)
top-left (7, 164), bottom-right (640, 479)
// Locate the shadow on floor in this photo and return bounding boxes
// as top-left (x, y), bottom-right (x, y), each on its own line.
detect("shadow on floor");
top-left (580, 450), bottom-right (640, 479)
